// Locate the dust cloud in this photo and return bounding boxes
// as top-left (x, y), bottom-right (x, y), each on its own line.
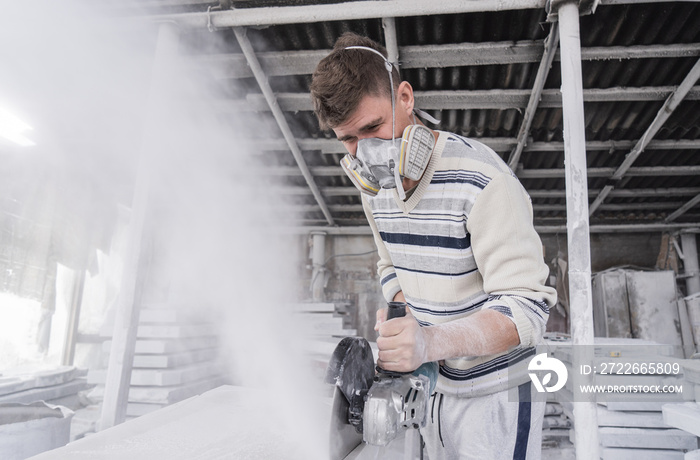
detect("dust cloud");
top-left (0, 1), bottom-right (328, 458)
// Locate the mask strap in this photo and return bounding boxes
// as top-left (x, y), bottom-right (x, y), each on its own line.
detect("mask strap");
top-left (414, 108), bottom-right (441, 125)
top-left (344, 45), bottom-right (405, 200)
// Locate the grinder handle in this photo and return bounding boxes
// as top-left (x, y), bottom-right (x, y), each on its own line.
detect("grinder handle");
top-left (387, 301), bottom-right (407, 320)
top-left (377, 301), bottom-right (410, 376)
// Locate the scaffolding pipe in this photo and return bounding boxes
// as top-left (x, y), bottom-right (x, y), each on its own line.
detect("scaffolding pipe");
top-left (589, 56), bottom-right (700, 215)
top-left (232, 26), bottom-right (334, 225)
top-left (666, 192), bottom-right (700, 223)
top-left (681, 233), bottom-right (700, 296)
top-left (508, 23), bottom-right (559, 170)
top-left (381, 17), bottom-right (399, 69)
top-left (557, 2), bottom-right (599, 458)
top-left (310, 231), bottom-right (327, 302)
top-left (150, 0), bottom-right (695, 29)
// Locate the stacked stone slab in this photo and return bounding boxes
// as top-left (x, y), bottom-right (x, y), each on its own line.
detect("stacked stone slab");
top-left (552, 338), bottom-right (697, 459)
top-left (0, 366), bottom-right (92, 441)
top-left (87, 304), bottom-right (226, 421)
top-left (662, 359), bottom-right (700, 460)
top-left (0, 366), bottom-right (90, 409)
top-left (289, 301), bottom-right (364, 385)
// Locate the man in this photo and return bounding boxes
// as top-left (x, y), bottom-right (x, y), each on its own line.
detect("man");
top-left (311, 32), bottom-right (557, 460)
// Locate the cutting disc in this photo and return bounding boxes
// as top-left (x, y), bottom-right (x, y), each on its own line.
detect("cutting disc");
top-left (326, 337), bottom-right (375, 460)
top-left (329, 386), bottom-right (362, 460)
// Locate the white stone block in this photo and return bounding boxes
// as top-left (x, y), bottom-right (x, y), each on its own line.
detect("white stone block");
top-left (0, 378), bottom-right (89, 405)
top-left (132, 348), bottom-right (218, 369)
top-left (88, 362), bottom-right (221, 387)
top-left (102, 336), bottom-right (218, 354)
top-left (0, 366), bottom-right (76, 397)
top-left (662, 402), bottom-right (700, 437)
top-left (598, 427), bottom-right (698, 450)
top-left (596, 405), bottom-right (669, 428)
top-left (136, 324), bottom-right (213, 339)
top-left (600, 447), bottom-right (686, 460)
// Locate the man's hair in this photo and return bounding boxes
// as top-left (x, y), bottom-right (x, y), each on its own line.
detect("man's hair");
top-left (310, 32), bottom-right (400, 131)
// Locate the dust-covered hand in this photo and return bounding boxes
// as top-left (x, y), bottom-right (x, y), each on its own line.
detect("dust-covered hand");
top-left (374, 306), bottom-right (427, 372)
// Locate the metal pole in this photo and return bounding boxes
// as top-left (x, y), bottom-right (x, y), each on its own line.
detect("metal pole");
top-left (62, 269), bottom-right (86, 366)
top-left (381, 18), bottom-right (399, 68)
top-left (99, 21), bottom-right (180, 430)
top-left (149, 0), bottom-right (692, 29)
top-left (681, 232), bottom-right (700, 295)
top-left (232, 26), bottom-right (335, 226)
top-left (507, 23), bottom-right (559, 170)
top-left (557, 2), bottom-right (599, 458)
top-left (310, 231), bottom-right (327, 301)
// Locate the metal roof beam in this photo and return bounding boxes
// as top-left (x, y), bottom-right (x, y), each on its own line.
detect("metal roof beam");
top-left (232, 26), bottom-right (334, 225)
top-left (276, 186), bottom-right (700, 199)
top-left (263, 165), bottom-right (700, 178)
top-left (517, 166), bottom-right (700, 178)
top-left (255, 137), bottom-right (700, 154)
top-left (151, 0), bottom-right (697, 29)
top-left (277, 222), bottom-right (700, 235)
top-left (665, 193), bottom-right (700, 223)
top-left (508, 23), bottom-right (559, 170)
top-left (237, 86), bottom-right (700, 112)
top-left (195, 43), bottom-right (700, 79)
top-left (588, 57), bottom-right (700, 217)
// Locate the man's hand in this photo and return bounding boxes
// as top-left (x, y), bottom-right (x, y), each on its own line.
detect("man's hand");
top-left (374, 306), bottom-right (427, 372)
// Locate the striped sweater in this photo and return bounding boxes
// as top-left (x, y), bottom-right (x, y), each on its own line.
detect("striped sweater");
top-left (363, 131), bottom-right (557, 397)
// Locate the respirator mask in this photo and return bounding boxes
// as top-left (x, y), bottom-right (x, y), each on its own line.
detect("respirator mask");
top-left (339, 46), bottom-right (438, 200)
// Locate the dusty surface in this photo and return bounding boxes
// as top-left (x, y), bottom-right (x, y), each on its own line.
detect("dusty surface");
top-left (29, 386), bottom-right (329, 460)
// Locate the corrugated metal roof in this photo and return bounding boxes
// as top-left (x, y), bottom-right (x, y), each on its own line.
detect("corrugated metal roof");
top-left (148, 0), bottom-right (700, 228)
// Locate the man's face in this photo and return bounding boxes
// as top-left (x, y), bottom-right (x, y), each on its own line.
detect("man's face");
top-left (332, 84), bottom-right (414, 156)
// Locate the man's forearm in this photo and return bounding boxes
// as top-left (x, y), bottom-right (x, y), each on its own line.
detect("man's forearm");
top-left (422, 309), bottom-right (520, 362)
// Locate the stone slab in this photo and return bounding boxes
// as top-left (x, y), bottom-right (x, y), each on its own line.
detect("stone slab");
top-left (136, 324), bottom-right (214, 339)
top-left (132, 348), bottom-right (218, 369)
top-left (600, 447), bottom-right (686, 460)
top-left (599, 401), bottom-right (668, 411)
top-left (0, 367), bottom-right (76, 397)
top-left (662, 402), bottom-right (700, 437)
top-left (0, 378), bottom-right (89, 405)
top-left (89, 377), bottom-right (226, 405)
top-left (598, 427), bottom-right (698, 450)
top-left (596, 405), bottom-right (670, 428)
top-left (28, 385), bottom-right (331, 460)
top-left (139, 308), bottom-right (217, 324)
top-left (288, 302), bottom-right (337, 313)
top-left (102, 337), bottom-right (218, 354)
top-left (686, 450), bottom-right (700, 460)
top-left (681, 360), bottom-right (700, 384)
top-left (88, 362), bottom-right (221, 387)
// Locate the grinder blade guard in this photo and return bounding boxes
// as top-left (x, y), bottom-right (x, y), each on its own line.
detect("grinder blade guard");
top-left (326, 302), bottom-right (436, 453)
top-left (362, 372), bottom-right (430, 446)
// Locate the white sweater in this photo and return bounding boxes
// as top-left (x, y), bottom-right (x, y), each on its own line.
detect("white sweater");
top-left (362, 131), bottom-right (557, 397)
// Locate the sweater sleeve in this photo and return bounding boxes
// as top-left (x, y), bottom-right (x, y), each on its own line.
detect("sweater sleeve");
top-left (467, 173), bottom-right (557, 348)
top-left (362, 195), bottom-right (402, 302)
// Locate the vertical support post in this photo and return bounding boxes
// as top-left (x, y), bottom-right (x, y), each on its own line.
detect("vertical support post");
top-left (381, 17), bottom-right (399, 68)
top-left (681, 232), bottom-right (700, 296)
top-left (62, 269), bottom-right (86, 366)
top-left (310, 231), bottom-right (327, 302)
top-left (557, 2), bottom-right (599, 458)
top-left (99, 21), bottom-right (180, 430)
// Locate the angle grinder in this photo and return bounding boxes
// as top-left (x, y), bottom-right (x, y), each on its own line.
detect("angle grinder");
top-left (325, 302), bottom-right (438, 459)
